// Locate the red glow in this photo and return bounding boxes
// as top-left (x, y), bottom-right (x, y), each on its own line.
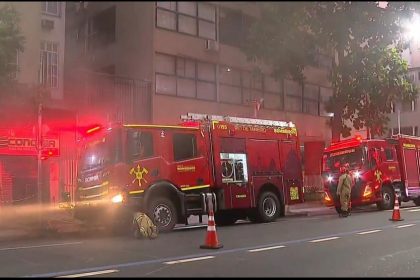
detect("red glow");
top-left (86, 126), bottom-right (102, 134)
top-left (41, 148), bottom-right (59, 160)
top-left (355, 135), bottom-right (362, 141)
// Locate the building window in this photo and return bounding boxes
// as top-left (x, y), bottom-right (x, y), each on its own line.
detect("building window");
top-left (156, 1), bottom-right (216, 40)
top-left (219, 66), bottom-right (242, 104)
top-left (392, 126), bottom-right (417, 136)
top-left (219, 8), bottom-right (255, 49)
top-left (242, 70), bottom-right (264, 108)
top-left (39, 41), bottom-right (59, 88)
top-left (303, 84), bottom-right (319, 115)
top-left (196, 61), bottom-right (216, 100)
top-left (8, 50), bottom-right (19, 80)
top-left (320, 87), bottom-right (333, 117)
top-left (314, 53), bottom-right (333, 70)
top-left (155, 53), bottom-right (216, 101)
top-left (284, 79), bottom-right (302, 113)
top-left (41, 2), bottom-right (61, 17)
top-left (263, 76), bottom-right (282, 110)
top-left (86, 6), bottom-right (116, 51)
top-left (402, 100), bottom-right (416, 112)
top-left (408, 73), bottom-right (415, 82)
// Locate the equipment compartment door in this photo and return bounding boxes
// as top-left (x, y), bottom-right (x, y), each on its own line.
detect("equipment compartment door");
top-left (403, 147), bottom-right (419, 193)
top-left (279, 140), bottom-right (303, 204)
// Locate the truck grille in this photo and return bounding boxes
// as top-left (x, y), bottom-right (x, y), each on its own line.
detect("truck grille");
top-left (78, 181), bottom-right (109, 200)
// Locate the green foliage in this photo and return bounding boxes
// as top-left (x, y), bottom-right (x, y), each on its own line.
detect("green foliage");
top-left (0, 4), bottom-right (25, 86)
top-left (245, 2), bottom-right (419, 139)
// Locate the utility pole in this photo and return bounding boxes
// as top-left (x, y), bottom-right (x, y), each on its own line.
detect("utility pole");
top-left (37, 101), bottom-right (43, 205)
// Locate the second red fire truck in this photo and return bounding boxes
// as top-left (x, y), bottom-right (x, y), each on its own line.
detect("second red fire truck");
top-left (73, 113), bottom-right (304, 231)
top-left (322, 134), bottom-right (420, 212)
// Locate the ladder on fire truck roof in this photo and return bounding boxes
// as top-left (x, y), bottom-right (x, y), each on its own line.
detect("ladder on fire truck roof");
top-left (180, 112), bottom-right (295, 128)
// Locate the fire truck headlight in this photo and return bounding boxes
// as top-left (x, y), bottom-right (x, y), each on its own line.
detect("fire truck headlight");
top-left (327, 175), bottom-right (333, 183)
top-left (111, 194), bottom-right (123, 204)
top-left (354, 171), bottom-right (361, 179)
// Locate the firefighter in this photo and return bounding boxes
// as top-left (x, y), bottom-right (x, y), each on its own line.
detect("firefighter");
top-left (336, 164), bottom-right (352, 217)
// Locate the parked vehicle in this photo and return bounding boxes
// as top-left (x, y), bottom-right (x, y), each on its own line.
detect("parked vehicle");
top-left (74, 113), bottom-right (304, 231)
top-left (322, 134), bottom-right (420, 212)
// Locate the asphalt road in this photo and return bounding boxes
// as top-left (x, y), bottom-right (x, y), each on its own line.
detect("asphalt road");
top-left (2, 203), bottom-right (420, 277)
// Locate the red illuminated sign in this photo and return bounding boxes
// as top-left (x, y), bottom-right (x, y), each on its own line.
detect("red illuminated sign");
top-left (0, 133), bottom-right (59, 156)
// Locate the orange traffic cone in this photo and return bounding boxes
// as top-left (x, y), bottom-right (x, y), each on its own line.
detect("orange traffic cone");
top-left (200, 210), bottom-right (223, 249)
top-left (389, 195), bottom-right (404, 222)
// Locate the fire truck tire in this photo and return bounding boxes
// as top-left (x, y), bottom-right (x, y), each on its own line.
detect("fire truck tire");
top-left (376, 186), bottom-right (394, 210)
top-left (257, 191), bottom-right (281, 223)
top-left (413, 197), bottom-right (420, 206)
top-left (148, 197), bottom-right (177, 232)
top-left (214, 211), bottom-right (237, 226)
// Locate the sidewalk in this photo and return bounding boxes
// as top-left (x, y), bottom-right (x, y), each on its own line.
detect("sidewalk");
top-left (286, 200), bottom-right (336, 216)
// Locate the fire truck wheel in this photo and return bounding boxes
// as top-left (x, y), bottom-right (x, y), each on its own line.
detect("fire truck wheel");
top-left (148, 197), bottom-right (177, 232)
top-left (257, 191), bottom-right (281, 223)
top-left (377, 186), bottom-right (394, 210)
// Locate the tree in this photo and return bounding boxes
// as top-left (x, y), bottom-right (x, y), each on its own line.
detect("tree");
top-left (244, 2), bottom-right (418, 140)
top-left (0, 4), bottom-right (24, 86)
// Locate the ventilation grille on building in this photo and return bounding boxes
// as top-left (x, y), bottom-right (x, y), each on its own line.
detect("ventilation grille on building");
top-left (41, 19), bottom-right (54, 30)
top-left (205, 40), bottom-right (219, 52)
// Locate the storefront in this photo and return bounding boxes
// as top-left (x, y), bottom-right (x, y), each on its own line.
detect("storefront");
top-left (0, 128), bottom-right (63, 206)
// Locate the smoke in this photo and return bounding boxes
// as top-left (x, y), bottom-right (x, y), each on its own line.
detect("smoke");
top-left (0, 203), bottom-right (132, 241)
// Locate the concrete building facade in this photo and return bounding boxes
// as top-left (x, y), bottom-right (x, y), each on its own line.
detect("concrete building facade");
top-left (64, 2), bottom-right (334, 195)
top-left (4, 1), bottom-right (66, 100)
top-left (65, 2), bottom-right (333, 140)
top-left (0, 2), bottom-right (70, 206)
top-left (388, 40), bottom-right (420, 136)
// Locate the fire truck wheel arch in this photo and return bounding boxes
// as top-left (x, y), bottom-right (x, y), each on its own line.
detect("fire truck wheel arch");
top-left (256, 191), bottom-right (281, 222)
top-left (143, 182), bottom-right (184, 222)
top-left (376, 184), bottom-right (395, 211)
top-left (147, 196), bottom-right (178, 232)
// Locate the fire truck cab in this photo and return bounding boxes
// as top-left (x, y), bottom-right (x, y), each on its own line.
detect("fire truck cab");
top-left (322, 134), bottom-right (420, 212)
top-left (74, 113), bottom-right (304, 232)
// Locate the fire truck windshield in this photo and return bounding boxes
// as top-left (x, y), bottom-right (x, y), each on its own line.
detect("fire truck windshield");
top-left (323, 147), bottom-right (365, 173)
top-left (80, 132), bottom-right (117, 171)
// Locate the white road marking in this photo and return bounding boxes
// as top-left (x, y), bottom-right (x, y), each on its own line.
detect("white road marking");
top-left (408, 209), bottom-right (420, 212)
top-left (248, 245), bottom-right (286, 252)
top-left (0, 242), bottom-right (83, 252)
top-left (396, 224), bottom-right (416, 228)
top-left (57, 269), bottom-right (118, 278)
top-left (164, 256), bottom-right (215, 265)
top-left (357, 229), bottom-right (382, 235)
top-left (309, 237), bottom-right (340, 243)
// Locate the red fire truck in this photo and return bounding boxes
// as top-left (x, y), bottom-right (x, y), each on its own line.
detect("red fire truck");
top-left (73, 113), bottom-right (304, 231)
top-left (322, 134), bottom-right (420, 212)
